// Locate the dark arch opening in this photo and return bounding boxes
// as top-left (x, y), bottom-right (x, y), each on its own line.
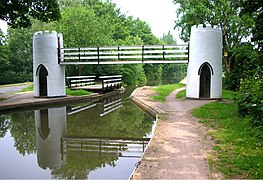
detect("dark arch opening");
top-left (38, 109), bottom-right (50, 140)
top-left (38, 65), bottom-right (48, 96)
top-left (199, 63), bottom-right (211, 98)
top-left (198, 62), bottom-right (214, 75)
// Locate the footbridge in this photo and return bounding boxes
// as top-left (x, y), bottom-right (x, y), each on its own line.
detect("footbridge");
top-left (59, 44), bottom-right (189, 65)
top-left (33, 25), bottom-right (223, 99)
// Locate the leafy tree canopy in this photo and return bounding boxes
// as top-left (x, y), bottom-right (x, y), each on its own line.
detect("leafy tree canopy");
top-left (0, 0), bottom-right (61, 28)
top-left (241, 0), bottom-right (263, 49)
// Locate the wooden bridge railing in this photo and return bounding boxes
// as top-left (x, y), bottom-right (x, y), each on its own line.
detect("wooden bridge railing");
top-left (59, 44), bottom-right (189, 65)
top-left (66, 76), bottom-right (96, 88)
top-left (99, 75), bottom-right (122, 92)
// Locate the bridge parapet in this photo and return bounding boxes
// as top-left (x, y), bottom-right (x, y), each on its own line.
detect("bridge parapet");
top-left (59, 45), bottom-right (189, 65)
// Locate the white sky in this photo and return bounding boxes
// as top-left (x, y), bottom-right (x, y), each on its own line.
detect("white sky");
top-left (111, 0), bottom-right (183, 43)
top-left (1, 0), bottom-right (183, 43)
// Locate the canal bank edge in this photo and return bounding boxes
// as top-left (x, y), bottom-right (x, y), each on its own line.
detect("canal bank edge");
top-left (0, 90), bottom-right (123, 114)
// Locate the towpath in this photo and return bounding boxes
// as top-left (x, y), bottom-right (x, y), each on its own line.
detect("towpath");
top-left (130, 86), bottom-right (214, 179)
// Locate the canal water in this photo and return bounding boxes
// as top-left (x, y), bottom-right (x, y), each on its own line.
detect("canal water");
top-left (0, 89), bottom-right (156, 179)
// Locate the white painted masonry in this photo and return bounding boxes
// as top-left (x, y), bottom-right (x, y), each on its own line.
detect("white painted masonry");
top-left (186, 24), bottom-right (222, 99)
top-left (33, 30), bottom-right (65, 97)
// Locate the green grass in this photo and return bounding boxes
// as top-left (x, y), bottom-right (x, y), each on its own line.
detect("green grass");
top-left (66, 88), bottom-right (92, 96)
top-left (19, 83), bottom-right (34, 92)
top-left (222, 89), bottom-right (235, 100)
top-left (19, 84), bottom-right (91, 96)
top-left (152, 83), bottom-right (185, 102)
top-left (176, 89), bottom-right (186, 99)
top-left (192, 94), bottom-right (263, 178)
top-left (174, 89), bottom-right (234, 100)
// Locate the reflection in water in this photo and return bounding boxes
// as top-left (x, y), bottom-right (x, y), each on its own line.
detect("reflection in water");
top-left (35, 107), bottom-right (67, 170)
top-left (0, 92), bottom-right (155, 179)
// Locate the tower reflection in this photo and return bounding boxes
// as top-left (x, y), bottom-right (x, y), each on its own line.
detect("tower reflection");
top-left (35, 107), bottom-right (67, 170)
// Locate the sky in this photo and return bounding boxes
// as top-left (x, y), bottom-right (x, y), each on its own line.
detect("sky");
top-left (0, 0), bottom-right (183, 43)
top-left (111, 0), bottom-right (183, 43)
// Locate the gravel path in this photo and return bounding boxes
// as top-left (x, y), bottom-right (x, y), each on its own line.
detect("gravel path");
top-left (131, 86), bottom-right (214, 179)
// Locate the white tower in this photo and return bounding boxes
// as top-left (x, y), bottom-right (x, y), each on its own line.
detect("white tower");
top-left (33, 30), bottom-right (65, 97)
top-left (186, 24), bottom-right (222, 99)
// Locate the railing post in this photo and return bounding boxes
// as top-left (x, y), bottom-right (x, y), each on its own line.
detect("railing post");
top-left (78, 47), bottom-right (81, 61)
top-left (142, 45), bottom-right (144, 63)
top-left (162, 45), bottom-right (165, 60)
top-left (97, 47), bottom-right (100, 64)
top-left (118, 46), bottom-right (120, 60)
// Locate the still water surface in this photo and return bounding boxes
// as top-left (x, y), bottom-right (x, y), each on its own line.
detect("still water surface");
top-left (0, 90), bottom-right (156, 179)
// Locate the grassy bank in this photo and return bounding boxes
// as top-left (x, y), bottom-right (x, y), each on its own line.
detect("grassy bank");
top-left (152, 83), bottom-right (185, 102)
top-left (19, 84), bottom-right (92, 96)
top-left (191, 91), bottom-right (263, 178)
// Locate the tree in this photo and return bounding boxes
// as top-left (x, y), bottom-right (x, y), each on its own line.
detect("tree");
top-left (173, 0), bottom-right (255, 73)
top-left (0, 0), bottom-right (61, 28)
top-left (241, 0), bottom-right (263, 49)
top-left (160, 31), bottom-right (177, 45)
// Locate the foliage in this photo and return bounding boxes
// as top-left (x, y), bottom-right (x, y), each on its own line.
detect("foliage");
top-left (144, 64), bottom-right (162, 86)
top-left (235, 73), bottom-right (263, 130)
top-left (152, 83), bottom-right (185, 102)
top-left (241, 0), bottom-right (263, 49)
top-left (0, 0), bottom-right (61, 28)
top-left (0, 28), bottom-right (33, 85)
top-left (160, 31), bottom-right (177, 45)
top-left (162, 64), bottom-right (187, 85)
top-left (223, 44), bottom-right (261, 91)
top-left (192, 101), bottom-right (263, 179)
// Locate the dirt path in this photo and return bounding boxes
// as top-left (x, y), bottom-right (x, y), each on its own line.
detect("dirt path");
top-left (131, 87), bottom-right (214, 179)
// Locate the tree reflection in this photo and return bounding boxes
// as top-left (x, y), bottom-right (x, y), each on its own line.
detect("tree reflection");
top-left (9, 111), bottom-right (36, 155)
top-left (52, 151), bottom-right (118, 179)
top-left (0, 115), bottom-right (10, 138)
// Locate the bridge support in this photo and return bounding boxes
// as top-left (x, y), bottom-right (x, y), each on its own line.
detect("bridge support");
top-left (186, 24), bottom-right (222, 99)
top-left (33, 31), bottom-right (66, 97)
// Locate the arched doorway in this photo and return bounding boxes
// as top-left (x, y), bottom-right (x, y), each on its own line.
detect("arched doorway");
top-left (199, 63), bottom-right (211, 98)
top-left (38, 65), bottom-right (48, 96)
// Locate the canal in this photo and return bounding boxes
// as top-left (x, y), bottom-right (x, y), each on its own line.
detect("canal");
top-left (0, 88), bottom-right (156, 179)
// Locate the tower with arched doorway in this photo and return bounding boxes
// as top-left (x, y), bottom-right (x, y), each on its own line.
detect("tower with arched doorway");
top-left (186, 24), bottom-right (222, 99)
top-left (33, 31), bottom-right (65, 97)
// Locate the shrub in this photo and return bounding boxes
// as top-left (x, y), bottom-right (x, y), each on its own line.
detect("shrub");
top-left (235, 69), bottom-right (263, 131)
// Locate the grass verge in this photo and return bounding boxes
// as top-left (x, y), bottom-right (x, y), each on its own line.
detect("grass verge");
top-left (66, 88), bottom-right (92, 96)
top-left (152, 83), bottom-right (185, 102)
top-left (176, 89), bottom-right (186, 99)
top-left (19, 84), bottom-right (92, 96)
top-left (191, 92), bottom-right (263, 179)
top-left (19, 83), bottom-right (34, 92)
